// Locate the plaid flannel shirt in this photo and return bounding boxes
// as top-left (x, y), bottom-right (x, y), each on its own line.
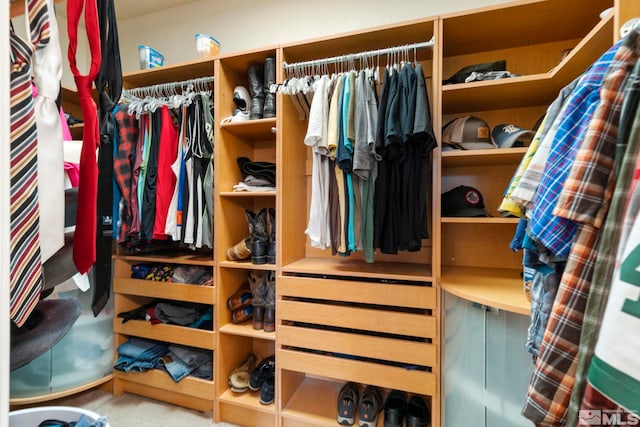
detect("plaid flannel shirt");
top-left (113, 107), bottom-right (139, 243)
top-left (522, 34), bottom-right (639, 426)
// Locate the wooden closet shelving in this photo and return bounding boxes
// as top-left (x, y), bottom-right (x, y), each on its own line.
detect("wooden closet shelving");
top-left (111, 57), bottom-right (216, 412)
top-left (439, 0), bottom-right (613, 318)
top-left (214, 46), bottom-right (280, 427)
top-left (101, 0), bottom-right (628, 425)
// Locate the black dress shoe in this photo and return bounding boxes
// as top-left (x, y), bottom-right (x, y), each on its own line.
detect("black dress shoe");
top-left (249, 355), bottom-right (275, 391)
top-left (383, 390), bottom-right (406, 427)
top-left (406, 395), bottom-right (430, 427)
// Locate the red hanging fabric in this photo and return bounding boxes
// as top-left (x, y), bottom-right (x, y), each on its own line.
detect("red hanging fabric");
top-left (67, 0), bottom-right (101, 273)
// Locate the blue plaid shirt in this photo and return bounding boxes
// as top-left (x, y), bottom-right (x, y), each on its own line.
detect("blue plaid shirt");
top-left (528, 41), bottom-right (621, 257)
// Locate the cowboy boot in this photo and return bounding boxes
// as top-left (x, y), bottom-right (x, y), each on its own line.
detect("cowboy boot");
top-left (263, 57), bottom-right (276, 118)
top-left (226, 212), bottom-right (253, 261)
top-left (263, 271), bottom-right (276, 333)
top-left (247, 271), bottom-right (268, 330)
top-left (246, 208), bottom-right (268, 264)
top-left (247, 63), bottom-right (264, 120)
top-left (267, 207), bottom-right (276, 264)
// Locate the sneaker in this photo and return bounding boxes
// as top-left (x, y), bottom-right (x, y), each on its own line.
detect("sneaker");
top-left (259, 374), bottom-right (275, 405)
top-left (337, 382), bottom-right (359, 426)
top-left (383, 390), bottom-right (406, 427)
top-left (359, 385), bottom-right (382, 427)
top-left (249, 355), bottom-right (275, 391)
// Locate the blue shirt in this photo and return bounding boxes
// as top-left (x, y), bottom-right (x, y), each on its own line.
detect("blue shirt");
top-left (528, 41), bottom-right (621, 257)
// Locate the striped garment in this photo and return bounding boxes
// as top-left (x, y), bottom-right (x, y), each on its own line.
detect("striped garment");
top-left (522, 31), bottom-right (640, 426)
top-left (9, 0), bottom-right (50, 327)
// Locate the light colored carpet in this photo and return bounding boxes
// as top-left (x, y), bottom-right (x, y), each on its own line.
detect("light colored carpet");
top-left (46, 388), bottom-right (238, 427)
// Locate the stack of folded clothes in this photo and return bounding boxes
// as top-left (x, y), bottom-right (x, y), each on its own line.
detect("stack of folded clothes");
top-left (233, 156), bottom-right (276, 192)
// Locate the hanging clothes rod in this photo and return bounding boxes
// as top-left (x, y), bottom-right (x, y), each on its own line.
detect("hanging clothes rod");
top-left (122, 76), bottom-right (215, 98)
top-left (282, 37), bottom-right (434, 72)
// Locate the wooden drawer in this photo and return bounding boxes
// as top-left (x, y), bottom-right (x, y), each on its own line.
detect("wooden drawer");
top-left (115, 278), bottom-right (215, 304)
top-left (278, 275), bottom-right (436, 310)
top-left (113, 320), bottom-right (215, 350)
top-left (278, 349), bottom-right (436, 396)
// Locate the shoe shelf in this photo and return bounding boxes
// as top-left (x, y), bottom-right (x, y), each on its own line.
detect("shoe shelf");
top-left (112, 369), bottom-right (214, 412)
top-left (219, 388), bottom-right (276, 414)
top-left (220, 117), bottom-right (277, 139)
top-left (219, 260), bottom-right (276, 271)
top-left (279, 377), bottom-right (345, 427)
top-left (219, 323), bottom-right (276, 341)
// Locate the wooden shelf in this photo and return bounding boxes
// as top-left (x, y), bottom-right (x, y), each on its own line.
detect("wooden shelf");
top-left (441, 147), bottom-right (527, 167)
top-left (220, 191), bottom-right (276, 198)
top-left (122, 57), bottom-right (215, 88)
top-left (220, 118), bottom-right (277, 140)
top-left (442, 11), bottom-right (613, 114)
top-left (113, 320), bottom-right (215, 350)
top-left (281, 377), bottom-right (344, 426)
top-left (117, 252), bottom-right (214, 266)
top-left (440, 266), bottom-right (530, 315)
top-left (219, 323), bottom-right (276, 341)
top-left (219, 389), bottom-right (276, 415)
top-left (219, 260), bottom-right (276, 271)
top-left (441, 0), bottom-right (611, 56)
top-left (441, 217), bottom-right (519, 224)
top-left (114, 278), bottom-right (214, 304)
top-left (113, 369), bottom-right (214, 401)
top-left (282, 257), bottom-right (433, 282)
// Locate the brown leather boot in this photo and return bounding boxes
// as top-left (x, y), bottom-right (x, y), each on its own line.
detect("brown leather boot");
top-left (247, 271), bottom-right (267, 330)
top-left (263, 271), bottom-right (276, 333)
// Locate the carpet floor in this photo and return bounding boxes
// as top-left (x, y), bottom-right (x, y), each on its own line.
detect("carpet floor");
top-left (41, 388), bottom-right (238, 427)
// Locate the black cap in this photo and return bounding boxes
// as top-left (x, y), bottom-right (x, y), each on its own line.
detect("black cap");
top-left (442, 185), bottom-right (490, 217)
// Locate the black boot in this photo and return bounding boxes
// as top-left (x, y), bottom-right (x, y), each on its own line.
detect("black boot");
top-left (247, 63), bottom-right (264, 120)
top-left (263, 57), bottom-right (276, 118)
top-left (246, 208), bottom-right (268, 264)
top-left (267, 207), bottom-right (275, 264)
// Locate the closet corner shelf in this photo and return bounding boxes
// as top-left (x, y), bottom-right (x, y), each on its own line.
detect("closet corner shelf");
top-left (441, 10), bottom-right (613, 114)
top-left (114, 278), bottom-right (215, 304)
top-left (123, 57), bottom-right (215, 89)
top-left (219, 118), bottom-right (277, 139)
top-left (441, 217), bottom-right (519, 225)
top-left (440, 266), bottom-right (530, 315)
top-left (219, 389), bottom-right (277, 415)
top-left (114, 320), bottom-right (215, 350)
top-left (282, 257), bottom-right (433, 282)
top-left (441, 147), bottom-right (528, 167)
top-left (219, 323), bottom-right (277, 341)
top-left (280, 377), bottom-right (342, 425)
top-left (9, 375), bottom-right (113, 406)
top-left (219, 260), bottom-right (276, 271)
top-left (219, 191), bottom-right (276, 198)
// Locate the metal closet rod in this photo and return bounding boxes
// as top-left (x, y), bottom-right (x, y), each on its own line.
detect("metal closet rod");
top-left (282, 37), bottom-right (434, 71)
top-left (122, 76), bottom-right (215, 98)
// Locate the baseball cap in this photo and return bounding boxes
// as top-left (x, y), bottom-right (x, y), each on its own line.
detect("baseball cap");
top-left (442, 116), bottom-right (496, 150)
top-left (491, 123), bottom-right (534, 148)
top-left (442, 185), bottom-right (490, 217)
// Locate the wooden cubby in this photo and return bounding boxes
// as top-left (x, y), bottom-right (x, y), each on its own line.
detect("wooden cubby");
top-left (213, 46), bottom-right (279, 426)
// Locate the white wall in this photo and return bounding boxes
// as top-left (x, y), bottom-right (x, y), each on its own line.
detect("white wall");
top-left (117, 0), bottom-right (513, 74)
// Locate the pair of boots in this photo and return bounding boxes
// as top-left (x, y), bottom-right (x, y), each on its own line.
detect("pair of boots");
top-left (245, 207), bottom-right (275, 265)
top-left (247, 270), bottom-right (275, 332)
top-left (226, 207), bottom-right (275, 264)
top-left (247, 57), bottom-right (276, 119)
